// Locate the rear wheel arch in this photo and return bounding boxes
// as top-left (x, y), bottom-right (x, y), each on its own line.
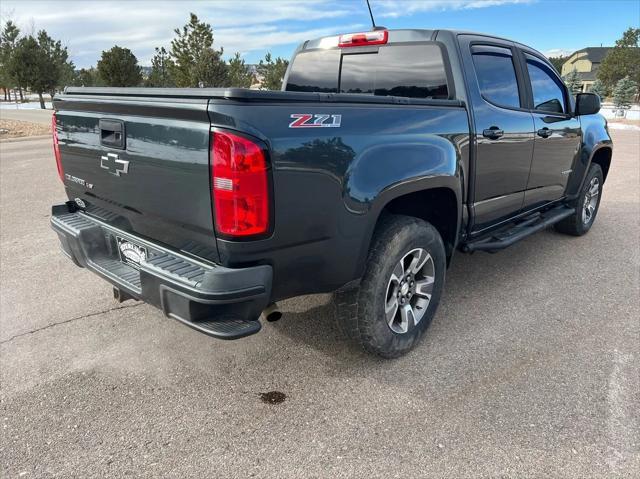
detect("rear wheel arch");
top-left (363, 187), bottom-right (459, 268)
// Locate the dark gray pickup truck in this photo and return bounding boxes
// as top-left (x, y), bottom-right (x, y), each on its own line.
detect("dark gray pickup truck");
top-left (51, 29), bottom-right (612, 357)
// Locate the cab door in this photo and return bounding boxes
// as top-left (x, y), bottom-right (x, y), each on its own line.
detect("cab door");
top-left (520, 50), bottom-right (581, 209)
top-left (458, 36), bottom-right (535, 232)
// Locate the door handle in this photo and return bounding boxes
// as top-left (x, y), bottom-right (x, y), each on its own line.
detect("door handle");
top-left (482, 127), bottom-right (504, 140)
top-left (99, 119), bottom-right (125, 149)
top-left (537, 127), bottom-right (552, 138)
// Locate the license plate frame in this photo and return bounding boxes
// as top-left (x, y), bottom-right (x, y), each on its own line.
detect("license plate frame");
top-left (116, 236), bottom-right (148, 269)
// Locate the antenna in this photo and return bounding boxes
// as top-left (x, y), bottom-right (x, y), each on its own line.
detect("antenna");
top-left (366, 0), bottom-right (376, 29)
top-left (366, 0), bottom-right (386, 31)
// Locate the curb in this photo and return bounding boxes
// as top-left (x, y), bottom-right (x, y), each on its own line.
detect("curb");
top-left (0, 134), bottom-right (51, 143)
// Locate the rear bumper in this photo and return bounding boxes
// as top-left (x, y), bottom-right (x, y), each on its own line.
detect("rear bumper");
top-left (50, 203), bottom-right (271, 339)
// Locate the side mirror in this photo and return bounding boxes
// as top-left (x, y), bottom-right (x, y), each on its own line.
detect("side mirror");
top-left (575, 93), bottom-right (601, 116)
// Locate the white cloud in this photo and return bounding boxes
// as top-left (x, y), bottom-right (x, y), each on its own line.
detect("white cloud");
top-left (544, 48), bottom-right (575, 58)
top-left (0, 0), bottom-right (364, 66)
top-left (1, 1), bottom-right (352, 27)
top-left (375, 0), bottom-right (533, 17)
top-left (214, 23), bottom-right (365, 55)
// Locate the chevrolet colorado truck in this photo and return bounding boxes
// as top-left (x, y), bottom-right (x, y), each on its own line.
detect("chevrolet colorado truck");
top-left (50, 29), bottom-right (612, 357)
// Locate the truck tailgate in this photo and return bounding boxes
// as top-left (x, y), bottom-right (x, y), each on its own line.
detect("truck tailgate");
top-left (53, 93), bottom-right (218, 262)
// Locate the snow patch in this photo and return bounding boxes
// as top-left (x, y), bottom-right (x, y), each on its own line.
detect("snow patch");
top-left (601, 104), bottom-right (640, 121)
top-left (0, 102), bottom-right (53, 110)
top-left (608, 123), bottom-right (640, 131)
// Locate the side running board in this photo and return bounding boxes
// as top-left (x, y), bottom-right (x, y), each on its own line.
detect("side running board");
top-left (463, 206), bottom-right (575, 253)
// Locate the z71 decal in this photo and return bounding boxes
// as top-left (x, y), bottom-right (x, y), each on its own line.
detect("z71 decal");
top-left (289, 114), bottom-right (342, 128)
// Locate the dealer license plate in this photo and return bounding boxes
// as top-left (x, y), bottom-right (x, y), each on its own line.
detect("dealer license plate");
top-left (117, 237), bottom-right (147, 268)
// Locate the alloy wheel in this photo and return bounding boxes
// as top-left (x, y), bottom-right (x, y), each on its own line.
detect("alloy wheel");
top-left (582, 177), bottom-right (600, 225)
top-left (384, 248), bottom-right (435, 334)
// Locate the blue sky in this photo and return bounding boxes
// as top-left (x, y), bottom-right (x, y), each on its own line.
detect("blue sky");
top-left (1, 0), bottom-right (638, 67)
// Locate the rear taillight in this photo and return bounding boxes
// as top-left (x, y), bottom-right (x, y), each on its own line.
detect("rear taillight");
top-left (338, 30), bottom-right (388, 48)
top-left (52, 112), bottom-right (63, 181)
top-left (211, 130), bottom-right (270, 237)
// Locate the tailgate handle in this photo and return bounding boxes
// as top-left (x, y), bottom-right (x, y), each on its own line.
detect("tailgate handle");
top-left (99, 119), bottom-right (125, 149)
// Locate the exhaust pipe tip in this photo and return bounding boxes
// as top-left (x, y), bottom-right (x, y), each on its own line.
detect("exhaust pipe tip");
top-left (262, 303), bottom-right (282, 322)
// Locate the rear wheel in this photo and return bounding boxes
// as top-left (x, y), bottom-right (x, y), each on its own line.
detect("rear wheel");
top-left (336, 215), bottom-right (446, 358)
top-left (555, 163), bottom-right (603, 236)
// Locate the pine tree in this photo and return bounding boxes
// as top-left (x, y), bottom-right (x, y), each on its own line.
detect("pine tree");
top-left (146, 47), bottom-right (174, 87)
top-left (97, 46), bottom-right (142, 87)
top-left (37, 30), bottom-right (73, 99)
top-left (192, 48), bottom-right (227, 87)
top-left (169, 13), bottom-right (227, 87)
top-left (590, 79), bottom-right (607, 100)
top-left (0, 21), bottom-right (21, 101)
top-left (257, 53), bottom-right (289, 91)
top-left (612, 75), bottom-right (638, 108)
top-left (58, 61), bottom-right (76, 94)
top-left (226, 53), bottom-right (253, 88)
top-left (10, 30), bottom-right (73, 108)
top-left (597, 27), bottom-right (640, 89)
top-left (563, 69), bottom-right (582, 95)
top-left (72, 68), bottom-right (102, 87)
top-left (9, 36), bottom-right (40, 104)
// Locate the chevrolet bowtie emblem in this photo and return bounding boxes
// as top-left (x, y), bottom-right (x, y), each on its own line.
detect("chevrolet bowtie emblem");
top-left (100, 152), bottom-right (130, 176)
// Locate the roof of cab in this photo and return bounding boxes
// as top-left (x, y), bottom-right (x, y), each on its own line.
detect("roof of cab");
top-left (302, 29), bottom-right (435, 50)
top-left (300, 28), bottom-right (547, 64)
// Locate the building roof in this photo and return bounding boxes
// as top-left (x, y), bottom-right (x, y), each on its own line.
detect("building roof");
top-left (569, 47), bottom-right (612, 64)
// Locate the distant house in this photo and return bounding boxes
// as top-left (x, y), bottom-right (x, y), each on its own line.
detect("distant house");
top-left (561, 47), bottom-right (612, 92)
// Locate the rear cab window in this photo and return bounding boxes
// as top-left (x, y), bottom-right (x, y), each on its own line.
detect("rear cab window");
top-left (283, 50), bottom-right (340, 92)
top-left (285, 43), bottom-right (450, 100)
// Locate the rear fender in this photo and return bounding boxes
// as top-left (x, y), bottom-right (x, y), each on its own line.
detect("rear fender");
top-left (343, 137), bottom-right (463, 276)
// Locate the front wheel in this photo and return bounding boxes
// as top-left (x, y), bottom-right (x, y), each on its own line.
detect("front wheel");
top-left (555, 163), bottom-right (603, 236)
top-left (336, 215), bottom-right (446, 358)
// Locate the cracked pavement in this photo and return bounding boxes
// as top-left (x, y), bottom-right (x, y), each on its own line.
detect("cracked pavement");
top-left (0, 303), bottom-right (143, 346)
top-left (1, 132), bottom-right (639, 478)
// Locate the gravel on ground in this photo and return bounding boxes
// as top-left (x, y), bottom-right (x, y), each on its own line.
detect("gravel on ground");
top-left (0, 118), bottom-right (51, 139)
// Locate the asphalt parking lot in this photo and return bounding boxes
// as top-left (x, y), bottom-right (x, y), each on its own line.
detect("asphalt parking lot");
top-left (1, 129), bottom-right (638, 478)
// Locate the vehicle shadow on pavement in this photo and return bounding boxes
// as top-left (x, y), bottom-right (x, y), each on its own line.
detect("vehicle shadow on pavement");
top-left (266, 227), bottom-right (579, 362)
top-left (266, 297), bottom-right (370, 360)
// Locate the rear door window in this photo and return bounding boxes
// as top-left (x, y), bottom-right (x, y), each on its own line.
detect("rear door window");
top-left (525, 54), bottom-right (567, 113)
top-left (471, 45), bottom-right (521, 109)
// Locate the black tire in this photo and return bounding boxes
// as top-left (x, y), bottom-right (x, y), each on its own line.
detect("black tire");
top-left (555, 163), bottom-right (603, 236)
top-left (335, 215), bottom-right (446, 358)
